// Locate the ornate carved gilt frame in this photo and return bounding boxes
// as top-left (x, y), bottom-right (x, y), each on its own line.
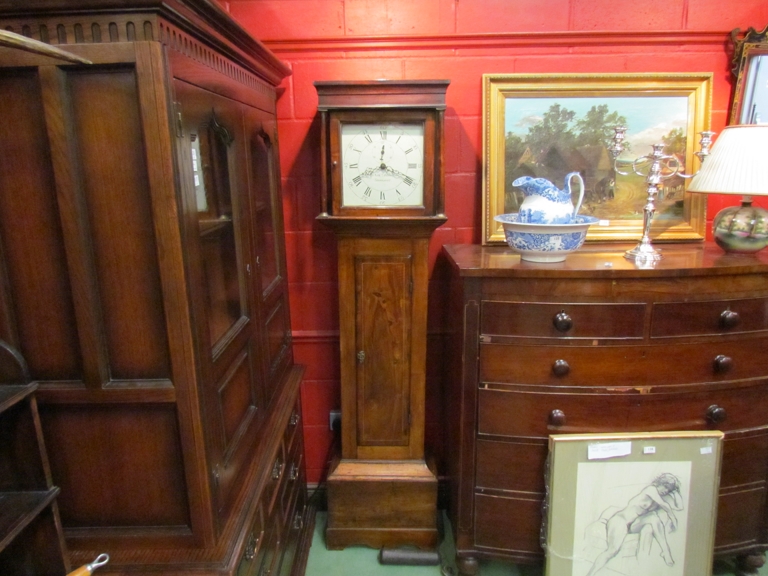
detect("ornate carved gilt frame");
top-left (729, 24), bottom-right (768, 125)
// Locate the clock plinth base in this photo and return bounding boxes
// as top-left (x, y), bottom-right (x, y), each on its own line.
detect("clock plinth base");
top-left (325, 457), bottom-right (439, 550)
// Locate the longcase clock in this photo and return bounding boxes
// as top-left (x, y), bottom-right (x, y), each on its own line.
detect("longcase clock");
top-left (315, 79), bottom-right (449, 549)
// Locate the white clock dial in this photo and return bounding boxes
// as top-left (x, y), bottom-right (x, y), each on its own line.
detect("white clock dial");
top-left (340, 123), bottom-right (425, 207)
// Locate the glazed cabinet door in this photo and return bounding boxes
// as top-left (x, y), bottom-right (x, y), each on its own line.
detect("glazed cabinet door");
top-left (175, 79), bottom-right (266, 526)
top-left (244, 109), bottom-right (293, 409)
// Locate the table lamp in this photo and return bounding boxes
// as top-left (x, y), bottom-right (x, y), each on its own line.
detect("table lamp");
top-left (687, 124), bottom-right (768, 253)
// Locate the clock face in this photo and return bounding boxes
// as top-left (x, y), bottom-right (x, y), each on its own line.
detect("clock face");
top-left (340, 123), bottom-right (425, 207)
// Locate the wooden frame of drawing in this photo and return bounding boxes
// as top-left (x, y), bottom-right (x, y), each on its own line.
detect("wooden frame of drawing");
top-left (482, 73), bottom-right (712, 245)
top-left (544, 431), bottom-right (723, 576)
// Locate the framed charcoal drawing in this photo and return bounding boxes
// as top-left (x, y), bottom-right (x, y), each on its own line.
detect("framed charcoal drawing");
top-left (544, 432), bottom-right (723, 576)
top-left (482, 73), bottom-right (712, 245)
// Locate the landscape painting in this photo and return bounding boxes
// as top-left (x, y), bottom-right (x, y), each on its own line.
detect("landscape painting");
top-left (482, 74), bottom-right (712, 244)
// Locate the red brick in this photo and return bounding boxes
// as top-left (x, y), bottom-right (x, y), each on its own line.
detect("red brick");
top-left (456, 0), bottom-right (570, 34)
top-left (288, 281), bottom-right (339, 332)
top-left (686, 1), bottom-right (768, 31)
top-left (300, 380), bottom-right (341, 427)
top-left (345, 0), bottom-right (454, 36)
top-left (230, 0), bottom-right (345, 40)
top-left (571, 0), bottom-right (685, 31)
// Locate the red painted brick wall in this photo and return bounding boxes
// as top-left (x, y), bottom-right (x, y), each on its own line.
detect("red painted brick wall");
top-left (221, 0), bottom-right (768, 484)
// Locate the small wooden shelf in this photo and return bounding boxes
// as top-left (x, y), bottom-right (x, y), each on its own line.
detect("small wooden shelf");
top-left (0, 371), bottom-right (68, 574)
top-left (0, 489), bottom-right (60, 552)
top-left (0, 383), bottom-right (36, 415)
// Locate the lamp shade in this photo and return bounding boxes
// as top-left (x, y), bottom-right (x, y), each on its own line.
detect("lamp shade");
top-left (688, 124), bottom-right (768, 195)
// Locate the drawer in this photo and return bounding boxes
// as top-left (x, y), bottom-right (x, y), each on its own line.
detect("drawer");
top-left (474, 493), bottom-right (542, 556)
top-left (476, 432), bottom-right (768, 493)
top-left (477, 383), bottom-right (768, 438)
top-left (279, 437), bottom-right (304, 524)
top-left (481, 301), bottom-right (645, 339)
top-left (264, 440), bottom-right (286, 515)
top-left (479, 337), bottom-right (768, 387)
top-left (236, 503), bottom-right (265, 576)
top-left (652, 297), bottom-right (768, 338)
top-left (284, 400), bottom-right (302, 453)
top-left (715, 485), bottom-right (765, 551)
top-left (476, 438), bottom-right (547, 494)
top-left (721, 433), bottom-right (768, 489)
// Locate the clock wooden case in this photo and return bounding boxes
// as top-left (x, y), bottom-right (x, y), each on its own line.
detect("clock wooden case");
top-left (315, 80), bottom-right (449, 550)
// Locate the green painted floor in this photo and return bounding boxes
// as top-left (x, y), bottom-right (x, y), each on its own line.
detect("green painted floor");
top-left (305, 512), bottom-right (768, 575)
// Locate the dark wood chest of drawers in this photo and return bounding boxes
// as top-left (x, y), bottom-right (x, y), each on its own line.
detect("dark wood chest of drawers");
top-left (443, 243), bottom-right (768, 575)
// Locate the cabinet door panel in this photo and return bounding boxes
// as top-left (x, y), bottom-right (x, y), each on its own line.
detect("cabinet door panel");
top-left (249, 126), bottom-right (282, 297)
top-left (355, 255), bottom-right (412, 447)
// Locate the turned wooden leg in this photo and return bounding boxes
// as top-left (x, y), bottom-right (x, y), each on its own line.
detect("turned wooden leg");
top-left (735, 551), bottom-right (766, 576)
top-left (456, 555), bottom-right (479, 576)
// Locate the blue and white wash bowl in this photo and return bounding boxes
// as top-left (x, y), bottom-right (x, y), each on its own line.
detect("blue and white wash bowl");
top-left (495, 213), bottom-right (599, 263)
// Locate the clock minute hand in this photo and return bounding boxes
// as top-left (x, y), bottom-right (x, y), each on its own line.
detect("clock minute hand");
top-left (384, 165), bottom-right (408, 180)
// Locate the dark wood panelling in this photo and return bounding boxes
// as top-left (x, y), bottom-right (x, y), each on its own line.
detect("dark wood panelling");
top-left (40, 404), bottom-right (190, 528)
top-left (68, 67), bottom-right (171, 381)
top-left (0, 70), bottom-right (82, 381)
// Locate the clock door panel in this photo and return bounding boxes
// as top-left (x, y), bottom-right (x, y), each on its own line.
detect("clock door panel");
top-left (354, 255), bottom-right (412, 450)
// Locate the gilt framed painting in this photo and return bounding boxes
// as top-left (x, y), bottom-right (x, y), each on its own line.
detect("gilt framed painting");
top-left (482, 74), bottom-right (712, 244)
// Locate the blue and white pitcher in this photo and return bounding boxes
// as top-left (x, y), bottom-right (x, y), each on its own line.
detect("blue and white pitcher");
top-left (513, 172), bottom-right (585, 224)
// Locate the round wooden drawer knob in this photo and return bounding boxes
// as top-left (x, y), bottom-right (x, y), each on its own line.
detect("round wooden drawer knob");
top-left (553, 311), bottom-right (573, 333)
top-left (719, 309), bottom-right (741, 330)
top-left (706, 404), bottom-right (727, 424)
top-left (713, 354), bottom-right (733, 374)
top-left (549, 409), bottom-right (566, 427)
top-left (552, 359), bottom-right (570, 377)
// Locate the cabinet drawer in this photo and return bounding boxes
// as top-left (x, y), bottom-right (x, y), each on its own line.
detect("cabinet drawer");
top-left (652, 298), bottom-right (768, 338)
top-left (474, 493), bottom-right (542, 555)
top-left (477, 384), bottom-right (768, 438)
top-left (279, 437), bottom-right (304, 524)
top-left (480, 337), bottom-right (768, 387)
top-left (236, 503), bottom-right (265, 576)
top-left (481, 301), bottom-right (645, 339)
top-left (476, 439), bottom-right (547, 494)
top-left (264, 441), bottom-right (286, 515)
top-left (284, 400), bottom-right (302, 452)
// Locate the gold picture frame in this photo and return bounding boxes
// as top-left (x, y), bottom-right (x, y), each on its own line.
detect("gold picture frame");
top-left (728, 25), bottom-right (768, 125)
top-left (482, 73), bottom-right (712, 245)
top-left (544, 432), bottom-right (723, 576)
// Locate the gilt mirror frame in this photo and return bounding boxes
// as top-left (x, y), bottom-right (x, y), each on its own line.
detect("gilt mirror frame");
top-left (482, 73), bottom-right (712, 245)
top-left (729, 24), bottom-right (768, 125)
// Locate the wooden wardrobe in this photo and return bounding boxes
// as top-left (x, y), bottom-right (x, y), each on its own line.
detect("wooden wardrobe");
top-left (0, 1), bottom-right (311, 574)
